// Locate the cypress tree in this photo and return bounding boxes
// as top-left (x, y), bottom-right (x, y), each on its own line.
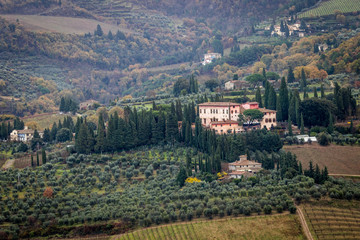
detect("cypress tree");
top-left (295, 97), bottom-right (300, 127)
top-left (287, 67), bottom-right (295, 83)
top-left (300, 68), bottom-right (307, 91)
top-left (42, 148), bottom-right (46, 164)
top-left (36, 151), bottom-right (40, 166)
top-left (264, 81), bottom-right (270, 108)
top-left (321, 166), bottom-right (329, 183)
top-left (327, 112), bottom-right (334, 134)
top-left (60, 97), bottom-right (65, 112)
top-left (75, 123), bottom-right (89, 154)
top-left (95, 115), bottom-right (106, 153)
top-left (262, 68), bottom-right (266, 79)
top-left (300, 113), bottom-right (305, 134)
top-left (276, 95), bottom-right (282, 121)
top-left (313, 87), bottom-right (318, 98)
top-left (268, 86), bottom-right (277, 110)
top-left (50, 122), bottom-right (58, 141)
top-left (166, 103), bottom-right (179, 143)
top-left (175, 100), bottom-right (183, 121)
top-left (255, 87), bottom-right (263, 108)
top-left (320, 85), bottom-right (325, 98)
top-left (314, 164), bottom-right (321, 184)
top-left (31, 155), bottom-right (34, 167)
top-left (288, 117), bottom-right (293, 136)
top-left (279, 77), bottom-right (289, 121)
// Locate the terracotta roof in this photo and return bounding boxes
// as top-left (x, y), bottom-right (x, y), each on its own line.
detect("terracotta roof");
top-left (244, 102), bottom-right (259, 105)
top-left (199, 102), bottom-right (240, 107)
top-left (229, 160), bottom-right (262, 166)
top-left (258, 108), bottom-right (277, 113)
top-left (210, 120), bottom-right (239, 125)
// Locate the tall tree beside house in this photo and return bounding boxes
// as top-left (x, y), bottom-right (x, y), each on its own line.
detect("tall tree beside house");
top-left (280, 20), bottom-right (285, 32)
top-left (288, 117), bottom-right (293, 136)
top-left (43, 128), bottom-right (51, 143)
top-left (75, 122), bottom-right (94, 154)
top-left (300, 113), bottom-right (305, 134)
top-left (287, 67), bottom-right (295, 83)
top-left (13, 117), bottom-right (24, 130)
top-left (42, 148), bottom-right (46, 164)
top-left (264, 81), bottom-right (270, 108)
top-left (268, 86), bottom-right (277, 110)
top-left (255, 87), bottom-right (263, 108)
top-left (279, 77), bottom-right (289, 121)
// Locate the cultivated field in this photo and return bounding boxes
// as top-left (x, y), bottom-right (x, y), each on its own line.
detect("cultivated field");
top-left (22, 112), bottom-right (76, 130)
top-left (299, 0), bottom-right (360, 18)
top-left (284, 144), bottom-right (360, 175)
top-left (0, 14), bottom-right (136, 35)
top-left (303, 203), bottom-right (360, 240)
top-left (112, 214), bottom-right (304, 240)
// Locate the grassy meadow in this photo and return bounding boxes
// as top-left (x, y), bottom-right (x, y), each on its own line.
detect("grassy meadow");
top-left (22, 112), bottom-right (77, 130)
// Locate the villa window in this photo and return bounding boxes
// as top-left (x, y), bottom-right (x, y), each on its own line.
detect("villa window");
top-left (200, 109), bottom-right (202, 113)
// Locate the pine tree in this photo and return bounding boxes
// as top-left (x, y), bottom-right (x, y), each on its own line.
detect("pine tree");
top-left (42, 148), bottom-right (46, 165)
top-left (314, 164), bottom-right (321, 184)
top-left (107, 30), bottom-right (113, 40)
top-left (50, 122), bottom-right (58, 141)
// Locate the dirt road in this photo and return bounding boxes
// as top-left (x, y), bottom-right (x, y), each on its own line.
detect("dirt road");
top-left (297, 208), bottom-right (314, 240)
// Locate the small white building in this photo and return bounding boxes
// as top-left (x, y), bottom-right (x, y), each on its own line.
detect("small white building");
top-left (296, 135), bottom-right (317, 142)
top-left (202, 53), bottom-right (221, 65)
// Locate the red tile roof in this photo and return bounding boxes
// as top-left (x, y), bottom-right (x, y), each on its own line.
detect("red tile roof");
top-left (199, 102), bottom-right (240, 107)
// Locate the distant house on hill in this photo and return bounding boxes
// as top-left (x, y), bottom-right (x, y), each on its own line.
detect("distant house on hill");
top-left (296, 135), bottom-right (317, 143)
top-left (227, 155), bottom-right (262, 179)
top-left (202, 53), bottom-right (221, 65)
top-left (10, 127), bottom-right (43, 142)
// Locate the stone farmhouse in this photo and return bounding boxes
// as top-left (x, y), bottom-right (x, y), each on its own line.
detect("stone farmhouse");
top-left (198, 101), bottom-right (277, 133)
top-left (224, 80), bottom-right (250, 90)
top-left (10, 127), bottom-right (43, 142)
top-left (227, 155), bottom-right (263, 179)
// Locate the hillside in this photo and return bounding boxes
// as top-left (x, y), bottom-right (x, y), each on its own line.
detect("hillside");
top-left (299, 0), bottom-right (360, 18)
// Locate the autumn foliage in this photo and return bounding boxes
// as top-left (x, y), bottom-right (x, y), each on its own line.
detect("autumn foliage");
top-left (43, 187), bottom-right (53, 198)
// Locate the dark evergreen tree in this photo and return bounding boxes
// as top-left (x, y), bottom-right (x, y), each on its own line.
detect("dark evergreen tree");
top-left (31, 155), bottom-right (34, 167)
top-left (255, 87), bottom-right (263, 108)
top-left (279, 77), bottom-right (289, 121)
top-left (166, 103), bottom-right (179, 143)
top-left (176, 165), bottom-right (188, 187)
top-left (313, 87), bottom-right (318, 98)
top-left (320, 85), bottom-right (325, 99)
top-left (43, 128), bottom-right (51, 143)
top-left (42, 148), bottom-right (46, 164)
top-left (287, 67), bottom-right (295, 83)
top-left (36, 151), bottom-right (40, 166)
top-left (300, 113), bottom-right (305, 134)
top-left (95, 115), bottom-right (106, 153)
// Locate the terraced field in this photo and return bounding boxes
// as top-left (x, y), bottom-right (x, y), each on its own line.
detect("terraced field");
top-left (112, 214), bottom-right (304, 240)
top-left (303, 205), bottom-right (360, 240)
top-left (299, 0), bottom-right (360, 18)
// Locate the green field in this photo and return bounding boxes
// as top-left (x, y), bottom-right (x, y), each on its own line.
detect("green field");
top-left (299, 0), bottom-right (360, 18)
top-left (112, 214), bottom-right (304, 240)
